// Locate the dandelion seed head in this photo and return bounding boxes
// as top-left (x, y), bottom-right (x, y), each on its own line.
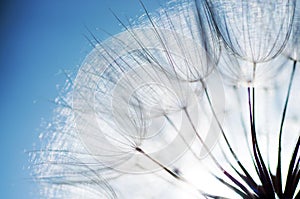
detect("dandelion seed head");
top-left (30, 0), bottom-right (300, 198)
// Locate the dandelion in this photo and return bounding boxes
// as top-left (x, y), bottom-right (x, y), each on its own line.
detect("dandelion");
top-left (30, 0), bottom-right (300, 198)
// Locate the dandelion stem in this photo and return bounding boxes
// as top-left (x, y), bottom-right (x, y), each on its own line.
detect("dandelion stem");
top-left (283, 135), bottom-right (300, 197)
top-left (276, 60), bottom-right (297, 197)
top-left (183, 107), bottom-right (254, 197)
top-left (247, 87), bottom-right (275, 197)
top-left (135, 147), bottom-right (182, 180)
top-left (134, 146), bottom-right (208, 197)
top-left (201, 81), bottom-right (259, 193)
top-left (164, 114), bottom-right (200, 161)
top-left (233, 87), bottom-right (257, 170)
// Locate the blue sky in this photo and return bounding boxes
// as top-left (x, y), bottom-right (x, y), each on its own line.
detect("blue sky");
top-left (0, 0), bottom-right (158, 198)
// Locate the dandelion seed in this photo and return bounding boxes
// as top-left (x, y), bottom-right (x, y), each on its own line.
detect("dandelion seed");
top-left (206, 0), bottom-right (295, 86)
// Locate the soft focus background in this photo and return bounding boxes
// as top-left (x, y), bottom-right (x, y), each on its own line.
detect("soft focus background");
top-left (0, 0), bottom-right (158, 198)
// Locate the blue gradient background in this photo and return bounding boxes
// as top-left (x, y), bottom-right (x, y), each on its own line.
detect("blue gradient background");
top-left (0, 0), bottom-right (158, 198)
